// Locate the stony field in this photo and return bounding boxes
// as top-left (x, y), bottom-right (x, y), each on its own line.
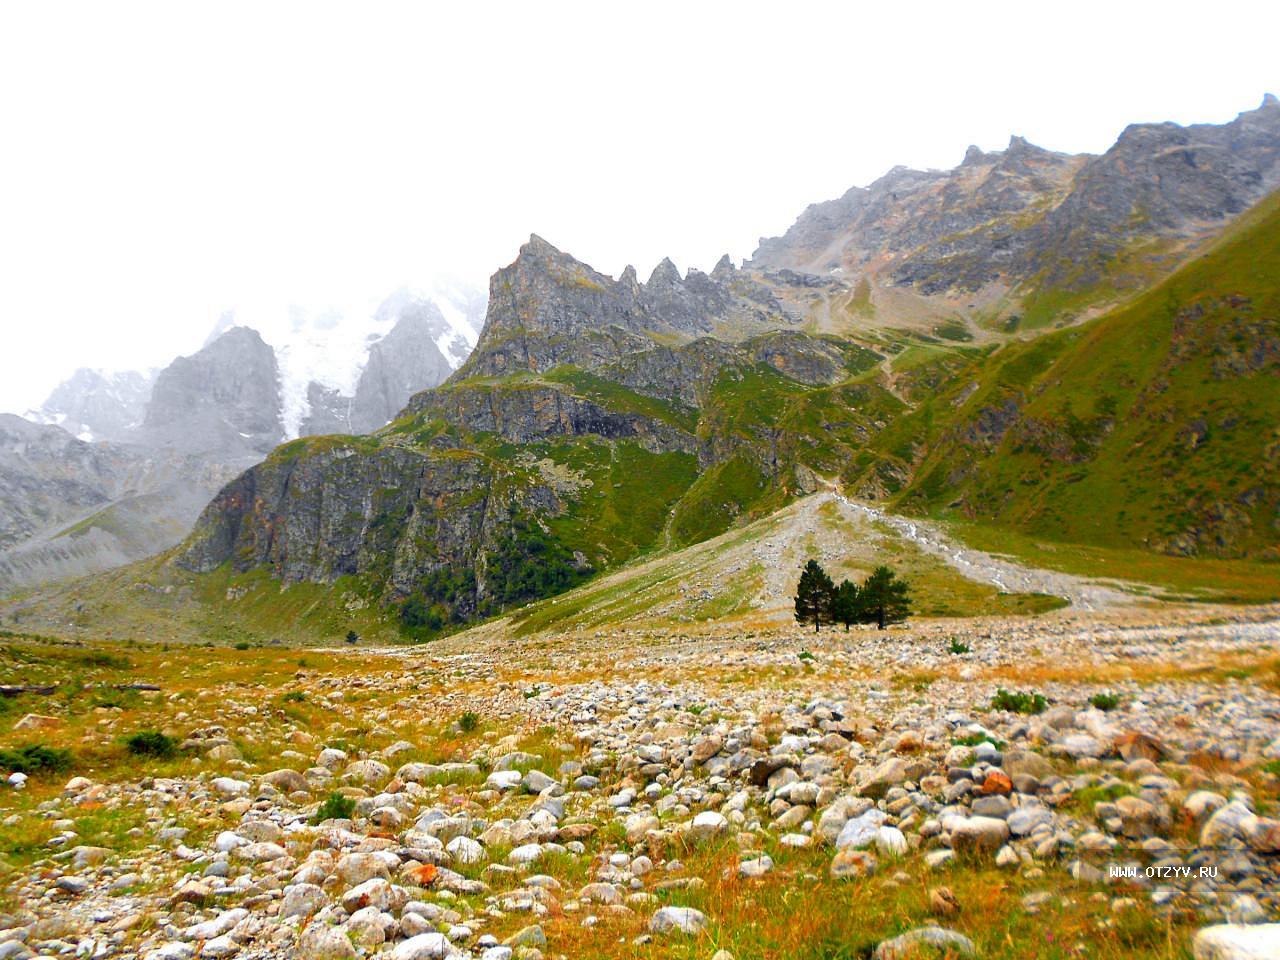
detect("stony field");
top-left (2, 603), bottom-right (1280, 960)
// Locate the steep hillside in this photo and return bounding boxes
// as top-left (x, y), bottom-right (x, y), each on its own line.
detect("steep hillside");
top-left (872, 189), bottom-right (1280, 560)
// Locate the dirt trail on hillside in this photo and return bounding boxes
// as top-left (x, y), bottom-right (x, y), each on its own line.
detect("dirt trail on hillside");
top-left (827, 492), bottom-right (1134, 610)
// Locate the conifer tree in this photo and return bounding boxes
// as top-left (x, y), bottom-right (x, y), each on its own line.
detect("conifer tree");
top-left (794, 559), bottom-right (835, 632)
top-left (858, 565), bottom-right (911, 629)
top-left (831, 579), bottom-right (861, 631)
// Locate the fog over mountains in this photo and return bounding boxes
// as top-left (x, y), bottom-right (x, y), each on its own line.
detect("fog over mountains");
top-left (0, 284), bottom-right (485, 590)
top-left (22, 284), bottom-right (485, 447)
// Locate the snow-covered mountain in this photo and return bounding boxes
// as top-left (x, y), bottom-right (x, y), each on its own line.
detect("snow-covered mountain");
top-left (1, 284), bottom-right (484, 592)
top-left (24, 368), bottom-right (156, 443)
top-left (31, 284), bottom-right (486, 447)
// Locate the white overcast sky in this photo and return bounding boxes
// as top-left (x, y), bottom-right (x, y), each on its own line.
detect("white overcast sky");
top-left (1, 0), bottom-right (1277, 414)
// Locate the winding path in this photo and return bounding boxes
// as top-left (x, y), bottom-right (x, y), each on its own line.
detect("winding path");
top-left (827, 492), bottom-right (1135, 610)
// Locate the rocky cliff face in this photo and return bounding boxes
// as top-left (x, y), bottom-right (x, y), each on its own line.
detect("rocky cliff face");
top-left (142, 326), bottom-right (285, 455)
top-left (3, 287), bottom-right (485, 593)
top-left (460, 236), bottom-right (791, 377)
top-left (0, 415), bottom-right (137, 550)
top-left (753, 96), bottom-right (1280, 302)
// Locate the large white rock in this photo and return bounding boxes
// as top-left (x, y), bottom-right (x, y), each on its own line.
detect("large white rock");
top-left (508, 843), bottom-right (543, 865)
top-left (485, 770), bottom-right (523, 791)
top-left (281, 883), bottom-right (327, 918)
top-left (1201, 802), bottom-right (1258, 847)
top-left (1193, 924), bottom-right (1280, 960)
top-left (688, 810), bottom-right (728, 842)
top-left (835, 809), bottom-right (887, 850)
top-left (210, 777), bottom-right (249, 798)
top-left (297, 924), bottom-right (356, 960)
top-left (446, 835), bottom-right (486, 865)
top-left (391, 933), bottom-right (455, 959)
top-left (183, 908), bottom-right (248, 941)
top-left (649, 906), bottom-right (708, 935)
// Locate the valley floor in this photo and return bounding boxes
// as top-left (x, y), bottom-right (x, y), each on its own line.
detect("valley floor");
top-left (2, 601), bottom-right (1280, 959)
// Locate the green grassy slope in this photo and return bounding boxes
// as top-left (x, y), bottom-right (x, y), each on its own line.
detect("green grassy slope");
top-left (888, 190), bottom-right (1280, 562)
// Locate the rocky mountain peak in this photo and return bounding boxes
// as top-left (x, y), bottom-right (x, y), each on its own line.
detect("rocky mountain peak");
top-left (456, 233), bottom-right (791, 380)
top-left (142, 325), bottom-right (283, 455)
top-left (32, 367), bottom-right (153, 443)
top-left (711, 254), bottom-right (736, 280)
top-left (520, 233), bottom-right (566, 262)
top-left (348, 301), bottom-right (455, 433)
top-left (647, 257), bottom-right (682, 287)
top-left (752, 96), bottom-right (1280, 299)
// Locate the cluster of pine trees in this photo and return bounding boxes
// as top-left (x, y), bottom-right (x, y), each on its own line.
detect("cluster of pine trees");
top-left (794, 559), bottom-right (911, 632)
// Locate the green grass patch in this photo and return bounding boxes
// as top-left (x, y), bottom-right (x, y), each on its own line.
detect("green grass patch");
top-left (991, 688), bottom-right (1047, 715)
top-left (0, 743), bottom-right (72, 775)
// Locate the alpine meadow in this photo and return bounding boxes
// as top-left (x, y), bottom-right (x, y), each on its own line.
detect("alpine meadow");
top-left (2, 8), bottom-right (1280, 960)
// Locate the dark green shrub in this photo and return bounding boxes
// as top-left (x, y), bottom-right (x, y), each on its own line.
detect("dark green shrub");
top-left (124, 731), bottom-right (177, 758)
top-left (311, 792), bottom-right (356, 824)
top-left (0, 743), bottom-right (72, 774)
top-left (1089, 692), bottom-right (1120, 711)
top-left (990, 688), bottom-right (1047, 715)
top-left (345, 630), bottom-right (359, 645)
top-left (459, 711), bottom-right (480, 733)
top-left (281, 691), bottom-right (306, 703)
top-left (949, 639), bottom-right (971, 654)
top-left (233, 641), bottom-right (251, 651)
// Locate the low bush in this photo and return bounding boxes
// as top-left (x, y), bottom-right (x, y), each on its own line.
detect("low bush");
top-left (312, 792), bottom-right (356, 824)
top-left (1089, 691), bottom-right (1120, 711)
top-left (0, 743), bottom-right (72, 775)
top-left (990, 688), bottom-right (1047, 715)
top-left (124, 731), bottom-right (177, 758)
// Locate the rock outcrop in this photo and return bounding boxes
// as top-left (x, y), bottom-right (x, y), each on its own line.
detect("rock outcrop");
top-left (460, 236), bottom-right (790, 378)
